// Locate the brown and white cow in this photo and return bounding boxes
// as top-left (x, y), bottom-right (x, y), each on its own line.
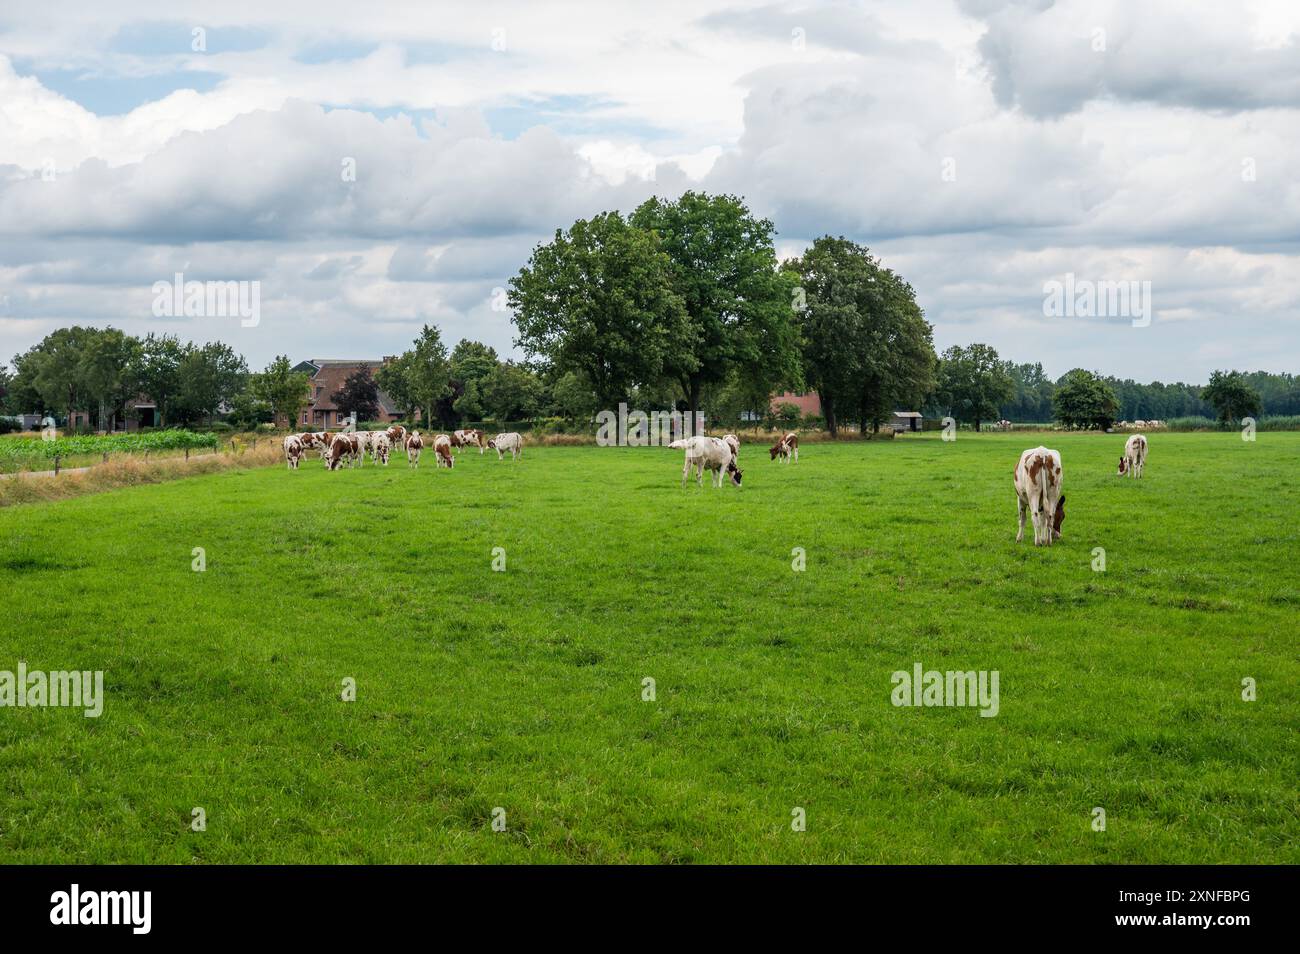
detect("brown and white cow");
top-left (371, 432), bottom-right (392, 465)
top-left (405, 431), bottom-right (424, 467)
top-left (453, 428), bottom-right (486, 455)
top-left (722, 433), bottom-right (740, 460)
top-left (386, 425), bottom-right (407, 448)
top-left (769, 432), bottom-right (799, 463)
top-left (283, 434), bottom-right (305, 469)
top-left (434, 434), bottom-right (455, 469)
top-left (1118, 433), bottom-right (1147, 479)
top-left (325, 433), bottom-right (359, 471)
top-left (1014, 446), bottom-right (1065, 546)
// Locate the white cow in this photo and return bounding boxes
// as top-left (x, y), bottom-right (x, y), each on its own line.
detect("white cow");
top-left (406, 431), bottom-right (424, 467)
top-left (351, 430), bottom-right (371, 467)
top-left (722, 433), bottom-right (741, 460)
top-left (1013, 446), bottom-right (1065, 546)
top-left (1119, 433), bottom-right (1147, 479)
top-left (372, 432), bottom-right (392, 465)
top-left (669, 435), bottom-right (742, 488)
top-left (488, 432), bottom-right (523, 461)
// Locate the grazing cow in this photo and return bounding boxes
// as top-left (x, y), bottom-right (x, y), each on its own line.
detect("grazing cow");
top-left (669, 435), bottom-right (743, 488)
top-left (1119, 433), bottom-right (1148, 479)
top-left (722, 433), bottom-right (741, 460)
top-left (283, 435), bottom-right (305, 469)
top-left (294, 432), bottom-right (329, 457)
top-left (769, 432), bottom-right (799, 463)
top-left (406, 431), bottom-right (424, 467)
top-left (434, 434), bottom-right (455, 469)
top-left (488, 432), bottom-right (523, 461)
top-left (350, 431), bottom-right (372, 467)
top-left (386, 425), bottom-right (407, 448)
top-left (454, 428), bottom-right (486, 455)
top-left (325, 433), bottom-right (359, 471)
top-left (1014, 446), bottom-right (1065, 546)
top-left (372, 432), bottom-right (391, 465)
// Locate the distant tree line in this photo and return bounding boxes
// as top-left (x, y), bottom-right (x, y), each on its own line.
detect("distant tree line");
top-left (2, 191), bottom-right (1294, 435)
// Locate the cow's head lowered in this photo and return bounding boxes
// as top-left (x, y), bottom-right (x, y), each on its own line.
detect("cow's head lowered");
top-left (1052, 494), bottom-right (1066, 539)
top-left (769, 440), bottom-right (786, 460)
top-left (1117, 455), bottom-right (1129, 476)
top-left (727, 460), bottom-right (743, 486)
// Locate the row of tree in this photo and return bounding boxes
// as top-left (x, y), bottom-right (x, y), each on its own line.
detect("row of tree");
top-left (1, 190), bottom-right (1291, 434)
top-left (931, 346), bottom-right (1278, 430)
top-left (2, 328), bottom-right (246, 429)
top-left (506, 193), bottom-right (935, 437)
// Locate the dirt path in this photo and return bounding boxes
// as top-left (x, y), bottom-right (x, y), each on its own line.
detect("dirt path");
top-left (0, 466), bottom-right (94, 479)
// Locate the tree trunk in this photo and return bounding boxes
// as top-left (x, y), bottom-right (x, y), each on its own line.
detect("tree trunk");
top-left (823, 397), bottom-right (838, 437)
top-left (975, 419), bottom-right (981, 432)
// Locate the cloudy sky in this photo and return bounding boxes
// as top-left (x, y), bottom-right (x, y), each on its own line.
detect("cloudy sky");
top-left (1, 0), bottom-right (1297, 382)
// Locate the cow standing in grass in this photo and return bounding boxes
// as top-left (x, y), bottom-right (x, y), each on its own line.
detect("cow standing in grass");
top-left (722, 434), bottom-right (740, 460)
top-left (1014, 446), bottom-right (1065, 546)
top-left (1119, 434), bottom-right (1148, 479)
top-left (453, 429), bottom-right (486, 455)
top-left (488, 432), bottom-right (523, 461)
top-left (325, 433), bottom-right (359, 471)
top-left (770, 432), bottom-right (798, 463)
top-left (386, 425), bottom-right (407, 449)
top-left (283, 435), bottom-right (305, 469)
top-left (406, 432), bottom-right (424, 467)
top-left (670, 435), bottom-right (742, 488)
top-left (434, 434), bottom-right (455, 469)
top-left (372, 433), bottom-right (391, 465)
top-left (351, 431), bottom-right (371, 467)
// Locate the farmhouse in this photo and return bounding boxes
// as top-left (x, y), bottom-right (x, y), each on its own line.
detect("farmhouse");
top-left (292, 359), bottom-right (405, 428)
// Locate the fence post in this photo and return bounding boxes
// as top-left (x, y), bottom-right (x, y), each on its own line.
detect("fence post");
top-left (185, 448), bottom-right (190, 461)
top-left (102, 451), bottom-right (108, 464)
top-left (54, 454), bottom-right (61, 476)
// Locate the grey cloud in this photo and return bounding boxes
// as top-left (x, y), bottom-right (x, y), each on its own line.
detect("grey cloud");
top-left (967, 0), bottom-right (1300, 117)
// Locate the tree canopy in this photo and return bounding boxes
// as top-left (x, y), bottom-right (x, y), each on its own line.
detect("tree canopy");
top-left (1053, 369), bottom-right (1120, 429)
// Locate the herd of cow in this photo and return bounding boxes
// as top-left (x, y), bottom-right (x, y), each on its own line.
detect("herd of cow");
top-left (664, 425), bottom-right (1151, 553)
top-left (282, 426), bottom-right (525, 471)
top-left (282, 422), bottom-right (1152, 549)
top-left (1013, 432), bottom-right (1150, 547)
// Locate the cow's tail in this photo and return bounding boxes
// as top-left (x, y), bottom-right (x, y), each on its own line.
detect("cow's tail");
top-left (1036, 454), bottom-right (1051, 510)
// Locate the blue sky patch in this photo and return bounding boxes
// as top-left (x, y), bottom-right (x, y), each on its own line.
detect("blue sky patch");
top-left (28, 67), bottom-right (223, 115)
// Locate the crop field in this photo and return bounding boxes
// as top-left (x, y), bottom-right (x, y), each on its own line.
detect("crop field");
top-left (0, 432), bottom-right (1295, 863)
top-left (0, 431), bottom-right (221, 474)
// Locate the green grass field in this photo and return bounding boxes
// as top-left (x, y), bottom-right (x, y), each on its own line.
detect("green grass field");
top-left (1, 432), bottom-right (1296, 863)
